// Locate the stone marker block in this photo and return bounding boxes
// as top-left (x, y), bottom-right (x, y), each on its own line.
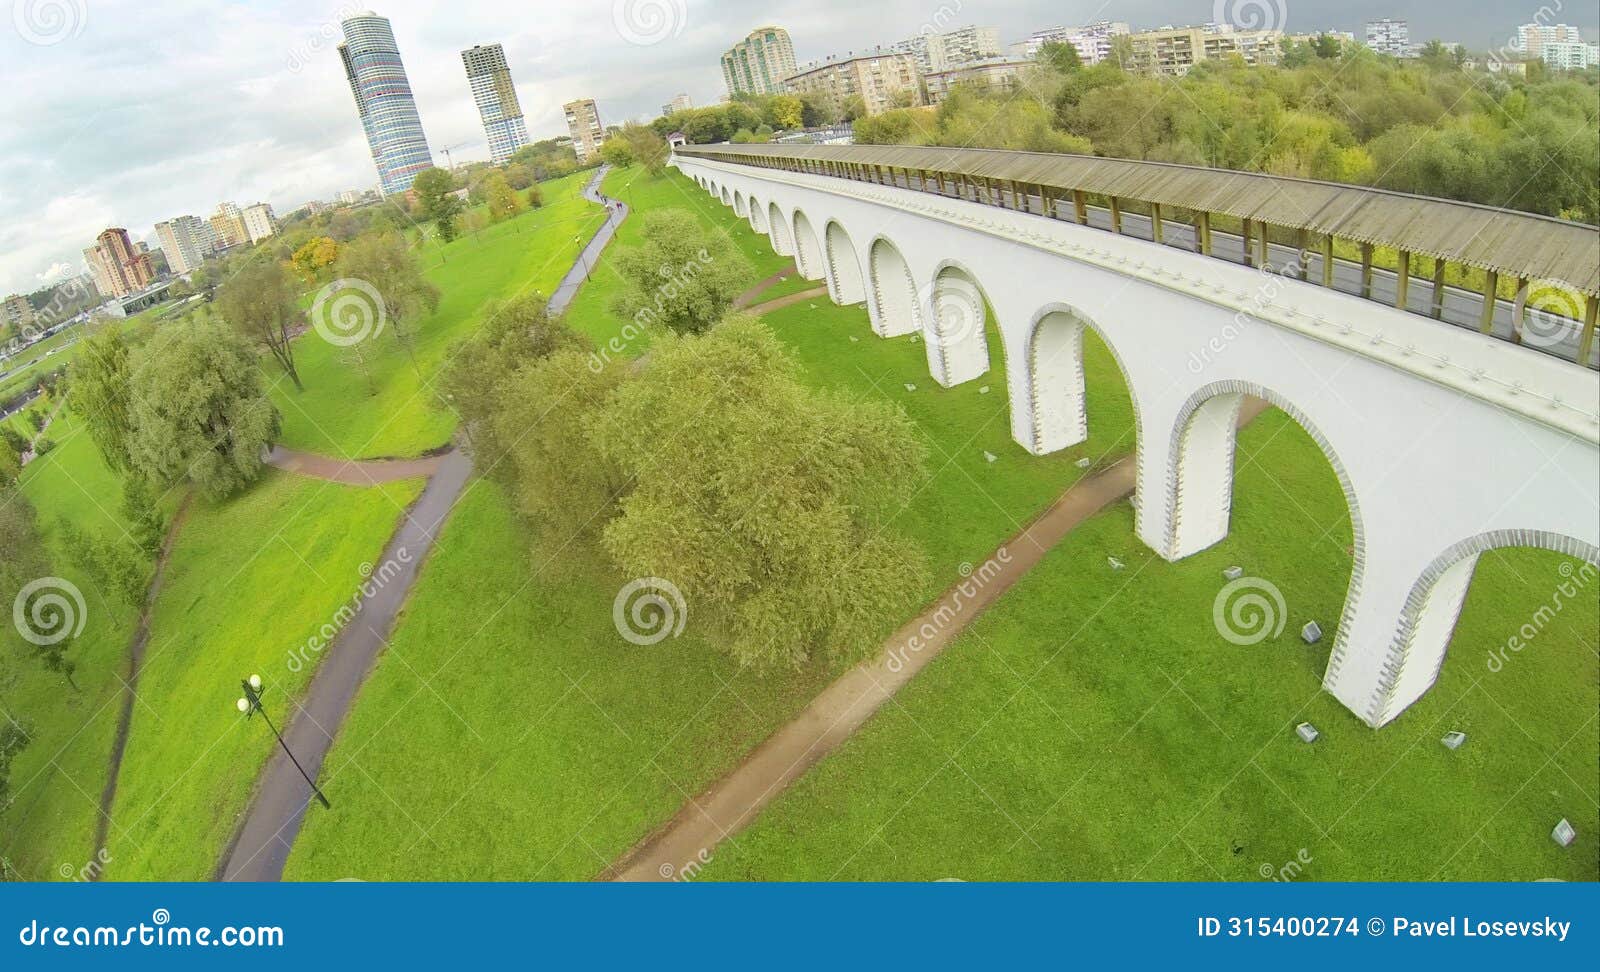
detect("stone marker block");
top-left (978, 385), bottom-right (990, 394)
top-left (1295, 722), bottom-right (1319, 743)
top-left (1075, 457), bottom-right (1092, 469)
top-left (904, 383), bottom-right (917, 392)
top-left (849, 335), bottom-right (859, 342)
top-left (1441, 730), bottom-right (1466, 750)
top-left (1223, 565), bottom-right (1243, 580)
top-left (983, 451), bottom-right (997, 463)
top-left (1107, 556), bottom-right (1125, 570)
top-left (1552, 819), bottom-right (1576, 847)
top-left (1301, 621), bottom-right (1323, 644)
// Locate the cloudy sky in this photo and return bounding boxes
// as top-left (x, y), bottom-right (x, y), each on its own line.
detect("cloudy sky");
top-left (1, 0), bottom-right (1593, 296)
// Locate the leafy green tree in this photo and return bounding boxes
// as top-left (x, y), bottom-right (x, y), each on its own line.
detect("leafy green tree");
top-left (441, 293), bottom-right (586, 478)
top-left (481, 170), bottom-right (523, 223)
top-left (609, 211), bottom-right (748, 335)
top-left (120, 475), bottom-right (166, 557)
top-left (0, 719), bottom-right (29, 809)
top-left (218, 256), bottom-right (303, 390)
top-left (125, 321), bottom-right (280, 500)
top-left (526, 184), bottom-right (543, 209)
top-left (67, 327), bottom-right (135, 472)
top-left (1038, 40), bottom-right (1082, 73)
top-left (767, 94), bottom-right (804, 129)
top-left (0, 490), bottom-right (76, 683)
top-left (334, 232), bottom-right (441, 351)
top-left (411, 167), bottom-right (463, 242)
top-left (57, 520), bottom-right (146, 605)
top-left (598, 316), bottom-right (928, 668)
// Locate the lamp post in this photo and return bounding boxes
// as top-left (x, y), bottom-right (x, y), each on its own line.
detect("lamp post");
top-left (236, 674), bottom-right (330, 809)
top-left (574, 236), bottom-right (589, 280)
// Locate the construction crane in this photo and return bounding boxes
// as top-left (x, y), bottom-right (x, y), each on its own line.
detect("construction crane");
top-left (437, 142), bottom-right (473, 171)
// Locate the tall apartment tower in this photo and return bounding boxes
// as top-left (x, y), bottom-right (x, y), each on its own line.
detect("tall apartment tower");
top-left (83, 228), bottom-right (153, 298)
top-left (339, 12), bottom-right (434, 195)
top-left (563, 98), bottom-right (604, 163)
top-left (1365, 18), bottom-right (1412, 57)
top-left (721, 26), bottom-right (797, 96)
top-left (154, 215), bottom-right (217, 275)
top-left (462, 43), bottom-right (530, 164)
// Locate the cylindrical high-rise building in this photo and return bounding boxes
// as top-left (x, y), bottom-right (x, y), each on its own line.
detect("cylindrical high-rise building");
top-left (339, 12), bottom-right (434, 195)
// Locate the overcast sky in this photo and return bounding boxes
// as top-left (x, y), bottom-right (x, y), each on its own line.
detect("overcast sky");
top-left (1, 0), bottom-right (1594, 296)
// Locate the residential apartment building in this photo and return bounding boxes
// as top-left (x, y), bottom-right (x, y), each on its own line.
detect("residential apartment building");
top-left (83, 228), bottom-right (154, 298)
top-left (210, 202), bottom-right (248, 248)
top-left (563, 98), bottom-right (604, 163)
top-left (891, 24), bottom-right (1002, 75)
top-left (924, 58), bottom-right (1032, 105)
top-left (1540, 39), bottom-right (1600, 70)
top-left (242, 203), bottom-right (278, 244)
top-left (783, 51), bottom-right (922, 117)
top-left (462, 43), bottom-right (530, 164)
top-left (1025, 21), bottom-right (1131, 65)
top-left (339, 11), bottom-right (435, 195)
top-left (3, 294), bottom-right (34, 332)
top-left (1128, 24), bottom-right (1281, 76)
top-left (661, 92), bottom-right (693, 117)
top-left (1512, 22), bottom-right (1583, 59)
top-left (721, 26), bottom-right (797, 96)
top-left (153, 215), bottom-right (217, 275)
top-left (1365, 18), bottom-right (1412, 58)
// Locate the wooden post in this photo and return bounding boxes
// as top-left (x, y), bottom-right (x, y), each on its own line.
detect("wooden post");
top-left (1479, 270), bottom-right (1499, 333)
top-left (1579, 294), bottom-right (1598, 366)
top-left (1321, 235), bottom-right (1334, 287)
top-left (1296, 228), bottom-right (1311, 279)
top-left (1073, 190), bottom-right (1087, 225)
top-left (1512, 276), bottom-right (1529, 344)
top-left (1198, 212), bottom-right (1212, 255)
top-left (1257, 225), bottom-right (1269, 269)
top-left (1242, 219), bottom-right (1254, 267)
top-left (1109, 197), bottom-right (1123, 234)
top-left (1151, 203), bottom-right (1164, 244)
top-left (1395, 250), bottom-right (1411, 310)
top-left (1359, 243), bottom-right (1373, 298)
top-left (1429, 259), bottom-right (1447, 319)
top-left (1041, 185), bottom-right (1053, 218)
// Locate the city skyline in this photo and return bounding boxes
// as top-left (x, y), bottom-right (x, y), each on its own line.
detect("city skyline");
top-left (2, 0), bottom-right (1597, 294)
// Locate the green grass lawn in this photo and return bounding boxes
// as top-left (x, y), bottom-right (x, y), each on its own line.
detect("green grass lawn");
top-left (0, 410), bottom-right (146, 880)
top-left (270, 171), bottom-right (606, 460)
top-left (701, 409), bottom-right (1599, 882)
top-left (101, 469), bottom-right (423, 880)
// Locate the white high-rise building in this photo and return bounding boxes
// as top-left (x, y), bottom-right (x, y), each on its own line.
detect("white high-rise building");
top-left (241, 203), bottom-right (278, 244)
top-left (1540, 39), bottom-right (1600, 69)
top-left (1513, 22), bottom-right (1584, 59)
top-left (153, 215), bottom-right (217, 275)
top-left (462, 43), bottom-right (530, 164)
top-left (1365, 18), bottom-right (1412, 58)
top-left (891, 24), bottom-right (1002, 74)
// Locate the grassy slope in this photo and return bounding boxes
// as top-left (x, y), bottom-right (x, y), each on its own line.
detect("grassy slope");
top-left (270, 171), bottom-right (605, 460)
top-left (285, 170), bottom-right (1136, 880)
top-left (704, 411), bottom-right (1599, 882)
top-left (102, 470), bottom-right (422, 880)
top-left (0, 412), bottom-right (142, 879)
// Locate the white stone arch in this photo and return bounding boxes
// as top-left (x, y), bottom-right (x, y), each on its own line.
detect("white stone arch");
top-left (1024, 302), bottom-right (1140, 457)
top-left (720, 185), bottom-right (732, 206)
top-left (823, 220), bottom-right (866, 305)
top-left (792, 210), bottom-right (825, 281)
top-left (733, 189), bottom-right (746, 217)
top-left (767, 202), bottom-right (793, 256)
top-left (1357, 530), bottom-right (1600, 726)
top-left (748, 194), bottom-right (766, 234)
top-left (866, 236), bottom-right (920, 338)
top-left (922, 260), bottom-right (993, 388)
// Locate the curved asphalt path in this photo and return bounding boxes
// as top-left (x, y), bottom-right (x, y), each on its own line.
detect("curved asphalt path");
top-left (219, 167), bottom-right (627, 882)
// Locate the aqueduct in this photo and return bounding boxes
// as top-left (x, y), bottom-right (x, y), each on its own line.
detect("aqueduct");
top-left (682, 143), bottom-right (1600, 729)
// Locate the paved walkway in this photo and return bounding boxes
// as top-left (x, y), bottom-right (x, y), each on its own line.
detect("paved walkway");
top-left (219, 449), bottom-right (473, 881)
top-left (741, 286), bottom-right (831, 317)
top-left (732, 264), bottom-right (799, 309)
top-left (609, 397), bottom-right (1271, 881)
top-left (264, 445), bottom-right (445, 485)
top-left (549, 166), bottom-right (627, 315)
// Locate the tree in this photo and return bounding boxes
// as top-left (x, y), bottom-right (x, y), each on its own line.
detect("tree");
top-left (767, 94), bottom-right (804, 130)
top-left (598, 316), bottom-right (928, 668)
top-left (609, 211), bottom-right (748, 335)
top-left (0, 719), bottom-right (29, 810)
top-left (290, 236), bottom-right (340, 283)
top-left (600, 136), bottom-right (636, 168)
top-left (482, 170), bottom-right (524, 223)
top-left (57, 520), bottom-right (146, 606)
top-left (333, 232), bottom-right (441, 352)
top-left (218, 257), bottom-right (303, 390)
top-left (526, 184), bottom-right (543, 209)
top-left (1038, 41), bottom-right (1082, 74)
top-left (125, 321), bottom-right (280, 500)
top-left (0, 490), bottom-right (76, 683)
top-left (0, 435), bottom-right (18, 486)
top-left (120, 475), bottom-right (166, 557)
top-left (411, 167), bottom-right (463, 243)
top-left (440, 293), bottom-right (586, 477)
top-left (67, 327), bottom-right (135, 472)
